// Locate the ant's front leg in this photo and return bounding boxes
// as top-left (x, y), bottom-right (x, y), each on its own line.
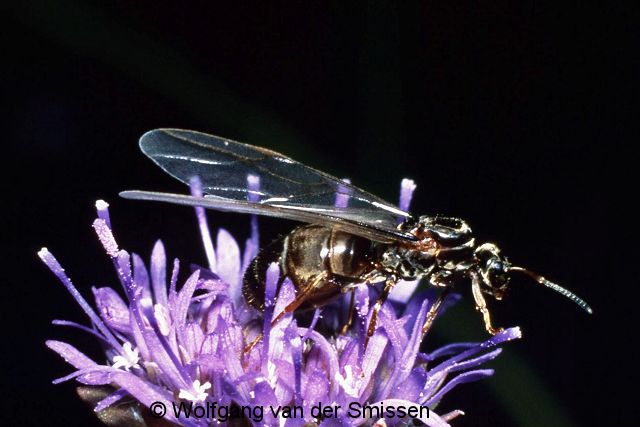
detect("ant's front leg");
top-left (471, 272), bottom-right (504, 335)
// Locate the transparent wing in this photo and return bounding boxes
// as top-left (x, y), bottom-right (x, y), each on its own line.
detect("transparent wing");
top-left (123, 128), bottom-right (416, 242)
top-left (120, 191), bottom-right (415, 243)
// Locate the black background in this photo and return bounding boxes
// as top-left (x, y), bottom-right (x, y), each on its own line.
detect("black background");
top-left (2, 2), bottom-right (630, 426)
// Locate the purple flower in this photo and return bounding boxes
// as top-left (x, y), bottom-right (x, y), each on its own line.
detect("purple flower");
top-left (41, 179), bottom-right (521, 426)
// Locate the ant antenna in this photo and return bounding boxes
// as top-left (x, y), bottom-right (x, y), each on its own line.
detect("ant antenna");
top-left (508, 266), bottom-right (593, 314)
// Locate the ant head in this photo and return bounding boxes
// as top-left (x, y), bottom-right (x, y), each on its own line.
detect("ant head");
top-left (474, 243), bottom-right (511, 299)
top-left (474, 243), bottom-right (593, 314)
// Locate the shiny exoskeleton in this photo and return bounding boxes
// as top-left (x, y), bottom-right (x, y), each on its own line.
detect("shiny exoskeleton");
top-left (243, 225), bottom-right (377, 311)
top-left (243, 216), bottom-right (521, 339)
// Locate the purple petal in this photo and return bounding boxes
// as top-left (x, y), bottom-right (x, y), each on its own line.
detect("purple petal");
top-left (397, 299), bottom-right (429, 371)
top-left (302, 308), bottom-right (322, 341)
top-left (246, 174), bottom-right (260, 265)
top-left (39, 249), bottom-right (121, 351)
top-left (359, 331), bottom-right (388, 394)
top-left (93, 287), bottom-right (131, 334)
top-left (95, 200), bottom-right (111, 228)
top-left (52, 320), bottom-right (110, 343)
top-left (335, 178), bottom-right (351, 208)
top-left (150, 240), bottom-right (169, 306)
top-left (285, 322), bottom-right (303, 404)
top-left (268, 279), bottom-right (296, 365)
top-left (52, 366), bottom-right (114, 386)
top-left (428, 327), bottom-right (521, 377)
top-left (242, 236), bottom-right (259, 275)
top-left (135, 319), bottom-right (190, 392)
top-left (355, 283), bottom-right (370, 318)
top-left (299, 328), bottom-right (341, 398)
top-left (217, 320), bottom-right (251, 400)
top-left (246, 174), bottom-right (262, 203)
top-left (215, 228), bottom-right (241, 300)
top-left (264, 263), bottom-right (279, 309)
top-left (398, 178), bottom-right (417, 213)
top-left (93, 388), bottom-right (129, 412)
top-left (92, 219), bottom-right (119, 258)
top-left (302, 369), bottom-right (330, 409)
top-left (46, 341), bottom-right (115, 385)
top-left (190, 176), bottom-right (217, 272)
top-left (272, 278), bottom-right (296, 322)
top-left (442, 349), bottom-right (502, 375)
top-left (196, 353), bottom-right (225, 373)
top-left (253, 381), bottom-right (279, 424)
top-left (132, 320), bottom-right (154, 367)
top-left (271, 358), bottom-right (296, 391)
top-left (169, 258), bottom-right (180, 297)
top-left (181, 322), bottom-right (205, 363)
top-left (108, 371), bottom-right (188, 426)
top-left (46, 340), bottom-right (98, 370)
top-left (425, 369), bottom-right (495, 406)
top-left (115, 250), bottom-right (133, 293)
top-left (379, 300), bottom-right (429, 400)
top-left (132, 254), bottom-right (153, 313)
top-left (425, 342), bottom-right (477, 361)
top-left (392, 368), bottom-right (429, 402)
top-left (174, 271), bottom-right (201, 332)
top-left (261, 263), bottom-right (281, 360)
top-left (377, 307), bottom-right (406, 366)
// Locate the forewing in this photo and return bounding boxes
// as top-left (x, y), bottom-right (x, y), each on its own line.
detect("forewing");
top-left (134, 129), bottom-right (415, 242)
top-left (120, 191), bottom-right (414, 243)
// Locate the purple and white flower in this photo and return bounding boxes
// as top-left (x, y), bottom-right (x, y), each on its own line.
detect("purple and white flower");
top-left (41, 179), bottom-right (521, 426)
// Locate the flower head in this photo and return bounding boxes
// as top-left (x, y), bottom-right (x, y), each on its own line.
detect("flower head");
top-left (41, 179), bottom-right (520, 426)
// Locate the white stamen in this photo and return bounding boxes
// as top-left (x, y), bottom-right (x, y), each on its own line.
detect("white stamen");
top-left (267, 361), bottom-right (278, 387)
top-left (334, 365), bottom-right (361, 397)
top-left (178, 380), bottom-right (211, 402)
top-left (111, 342), bottom-right (140, 371)
top-left (154, 304), bottom-right (171, 336)
top-left (290, 336), bottom-right (302, 349)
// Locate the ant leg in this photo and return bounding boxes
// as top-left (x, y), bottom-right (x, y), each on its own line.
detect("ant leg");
top-left (421, 289), bottom-right (450, 335)
top-left (270, 271), bottom-right (329, 327)
top-left (243, 332), bottom-right (263, 355)
top-left (244, 274), bottom-right (326, 355)
top-left (365, 278), bottom-right (397, 349)
top-left (340, 289), bottom-right (356, 335)
top-left (243, 274), bottom-right (287, 355)
top-left (471, 273), bottom-right (503, 335)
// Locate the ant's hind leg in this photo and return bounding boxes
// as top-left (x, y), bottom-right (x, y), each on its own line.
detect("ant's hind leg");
top-left (365, 278), bottom-right (397, 349)
top-left (270, 272), bottom-right (329, 327)
top-left (340, 289), bottom-right (356, 335)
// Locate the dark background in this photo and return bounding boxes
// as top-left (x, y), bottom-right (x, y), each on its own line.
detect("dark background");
top-left (2, 1), bottom-right (630, 426)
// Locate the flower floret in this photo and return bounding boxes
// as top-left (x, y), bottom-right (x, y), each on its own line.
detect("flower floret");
top-left (41, 179), bottom-right (520, 426)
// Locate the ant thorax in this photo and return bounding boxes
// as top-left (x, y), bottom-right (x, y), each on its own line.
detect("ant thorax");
top-left (379, 244), bottom-right (437, 280)
top-left (380, 215), bottom-right (477, 280)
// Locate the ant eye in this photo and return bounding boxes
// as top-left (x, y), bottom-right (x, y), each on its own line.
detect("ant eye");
top-left (491, 261), bottom-right (504, 272)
